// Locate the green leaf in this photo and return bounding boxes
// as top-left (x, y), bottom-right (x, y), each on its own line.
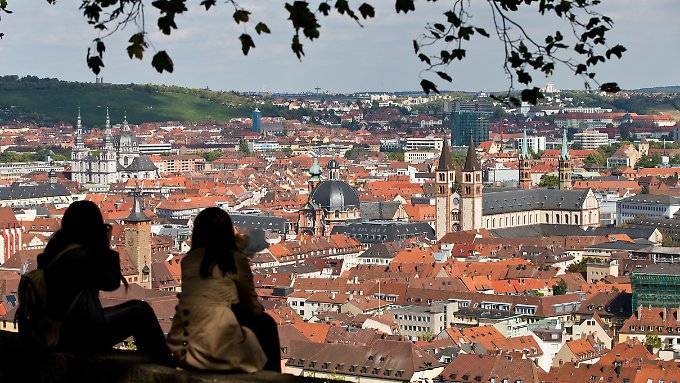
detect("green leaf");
top-left (127, 33), bottom-right (147, 60)
top-left (420, 79), bottom-right (439, 94)
top-left (233, 9), bottom-right (250, 23)
top-left (291, 35), bottom-right (305, 59)
top-left (474, 27), bottom-right (489, 38)
top-left (600, 82), bottom-right (621, 93)
top-left (436, 71), bottom-right (452, 82)
top-left (151, 50), bottom-right (174, 73)
top-left (358, 3), bottom-right (375, 19)
top-left (395, 0), bottom-right (415, 14)
top-left (239, 33), bottom-right (255, 55)
top-left (318, 2), bottom-right (331, 16)
top-left (95, 40), bottom-right (106, 56)
top-left (255, 22), bottom-right (271, 34)
top-left (200, 0), bottom-right (216, 10)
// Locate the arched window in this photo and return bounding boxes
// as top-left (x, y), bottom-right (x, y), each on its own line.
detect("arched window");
top-left (565, 215), bottom-right (569, 224)
top-left (545, 213), bottom-right (550, 223)
top-left (556, 215), bottom-right (560, 224)
top-left (335, 210), bottom-right (340, 218)
top-left (575, 215), bottom-right (579, 225)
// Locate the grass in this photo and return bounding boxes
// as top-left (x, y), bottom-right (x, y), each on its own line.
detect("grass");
top-left (0, 77), bottom-right (255, 126)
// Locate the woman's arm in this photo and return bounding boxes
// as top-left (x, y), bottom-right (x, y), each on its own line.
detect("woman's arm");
top-left (94, 250), bottom-right (123, 292)
top-left (234, 251), bottom-right (264, 316)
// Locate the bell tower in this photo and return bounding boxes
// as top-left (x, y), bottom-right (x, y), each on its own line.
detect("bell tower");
top-left (558, 128), bottom-right (572, 190)
top-left (435, 139), bottom-right (457, 240)
top-left (124, 189), bottom-right (152, 289)
top-left (461, 138), bottom-right (483, 231)
top-left (518, 129), bottom-right (532, 190)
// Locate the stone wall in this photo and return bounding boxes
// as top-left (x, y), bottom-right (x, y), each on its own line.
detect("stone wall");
top-left (0, 331), bottom-right (325, 383)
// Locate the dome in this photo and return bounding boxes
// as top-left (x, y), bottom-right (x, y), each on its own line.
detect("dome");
top-left (310, 180), bottom-right (359, 210)
top-left (327, 159), bottom-right (340, 169)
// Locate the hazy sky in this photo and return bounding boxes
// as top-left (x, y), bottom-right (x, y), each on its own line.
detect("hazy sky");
top-left (0, 1), bottom-right (678, 93)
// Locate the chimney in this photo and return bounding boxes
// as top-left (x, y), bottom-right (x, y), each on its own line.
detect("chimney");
top-left (663, 307), bottom-right (667, 321)
top-left (637, 304), bottom-right (642, 319)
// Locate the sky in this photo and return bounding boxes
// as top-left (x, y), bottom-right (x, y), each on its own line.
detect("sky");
top-left (0, 0), bottom-right (678, 93)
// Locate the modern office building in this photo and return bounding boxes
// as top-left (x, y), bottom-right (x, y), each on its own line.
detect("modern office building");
top-left (631, 263), bottom-right (680, 309)
top-left (451, 111), bottom-right (490, 146)
top-left (251, 108), bottom-right (262, 133)
top-left (573, 129), bottom-right (609, 150)
top-left (403, 136), bottom-right (444, 152)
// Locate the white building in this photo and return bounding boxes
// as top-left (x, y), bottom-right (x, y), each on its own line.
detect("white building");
top-left (404, 136), bottom-right (444, 152)
top-left (515, 135), bottom-right (546, 153)
top-left (573, 129), bottom-right (610, 149)
top-left (404, 150), bottom-right (436, 164)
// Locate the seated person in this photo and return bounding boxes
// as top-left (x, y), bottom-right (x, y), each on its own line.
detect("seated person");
top-left (19, 200), bottom-right (170, 363)
top-left (168, 207), bottom-right (280, 372)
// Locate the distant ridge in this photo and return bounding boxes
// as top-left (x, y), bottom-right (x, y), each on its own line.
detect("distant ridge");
top-left (0, 75), bottom-right (296, 126)
top-left (633, 86), bottom-right (680, 94)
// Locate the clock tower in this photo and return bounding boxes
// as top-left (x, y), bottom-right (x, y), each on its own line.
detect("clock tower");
top-left (124, 189), bottom-right (152, 289)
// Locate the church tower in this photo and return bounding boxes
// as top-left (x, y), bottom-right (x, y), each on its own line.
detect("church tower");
top-left (71, 107), bottom-right (89, 184)
top-left (99, 107), bottom-right (118, 184)
top-left (558, 128), bottom-right (572, 190)
top-left (308, 156), bottom-right (322, 193)
top-left (435, 139), bottom-right (457, 240)
top-left (124, 190), bottom-right (152, 289)
top-left (518, 129), bottom-right (532, 190)
top-left (461, 138), bottom-right (483, 231)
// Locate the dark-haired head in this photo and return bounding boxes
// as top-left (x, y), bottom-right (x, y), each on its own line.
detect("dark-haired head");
top-left (191, 207), bottom-right (237, 278)
top-left (42, 200), bottom-right (112, 265)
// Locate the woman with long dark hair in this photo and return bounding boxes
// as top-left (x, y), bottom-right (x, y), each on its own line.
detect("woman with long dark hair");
top-left (33, 200), bottom-right (169, 361)
top-left (167, 207), bottom-right (280, 372)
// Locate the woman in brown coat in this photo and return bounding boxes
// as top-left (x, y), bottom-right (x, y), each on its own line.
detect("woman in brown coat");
top-left (167, 207), bottom-right (281, 372)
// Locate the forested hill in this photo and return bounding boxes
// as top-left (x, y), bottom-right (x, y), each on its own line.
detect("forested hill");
top-left (0, 76), bottom-right (285, 126)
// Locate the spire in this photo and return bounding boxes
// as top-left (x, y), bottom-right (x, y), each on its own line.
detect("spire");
top-left (560, 128), bottom-right (569, 160)
top-left (105, 107), bottom-right (111, 130)
top-left (521, 129), bottom-right (529, 158)
top-left (309, 156), bottom-right (322, 179)
top-left (103, 107), bottom-right (113, 149)
top-left (76, 107), bottom-right (82, 132)
top-left (125, 188), bottom-right (150, 223)
top-left (122, 110), bottom-right (130, 132)
top-left (437, 138), bottom-right (454, 171)
top-left (464, 137), bottom-right (481, 172)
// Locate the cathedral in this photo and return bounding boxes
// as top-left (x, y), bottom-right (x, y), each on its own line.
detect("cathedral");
top-left (435, 129), bottom-right (600, 240)
top-left (71, 108), bottom-right (159, 186)
top-left (297, 158), bottom-right (361, 236)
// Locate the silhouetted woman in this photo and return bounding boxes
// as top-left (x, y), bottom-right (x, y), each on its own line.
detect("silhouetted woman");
top-left (168, 207), bottom-right (281, 372)
top-left (35, 200), bottom-right (170, 362)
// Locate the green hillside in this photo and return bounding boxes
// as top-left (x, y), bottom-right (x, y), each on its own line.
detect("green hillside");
top-left (0, 75), bottom-right (260, 126)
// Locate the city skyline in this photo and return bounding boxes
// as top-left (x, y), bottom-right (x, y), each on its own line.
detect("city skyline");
top-left (0, 1), bottom-right (677, 93)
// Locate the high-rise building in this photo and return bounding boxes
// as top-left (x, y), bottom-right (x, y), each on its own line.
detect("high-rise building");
top-left (631, 264), bottom-right (680, 309)
top-left (252, 108), bottom-right (262, 133)
top-left (451, 110), bottom-right (490, 147)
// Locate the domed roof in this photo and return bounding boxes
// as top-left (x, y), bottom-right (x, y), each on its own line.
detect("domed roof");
top-left (117, 130), bottom-right (139, 147)
top-left (327, 159), bottom-right (340, 169)
top-left (310, 180), bottom-right (359, 210)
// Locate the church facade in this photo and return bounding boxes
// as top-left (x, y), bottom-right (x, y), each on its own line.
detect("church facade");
top-left (297, 158), bottom-right (361, 236)
top-left (435, 129), bottom-right (599, 240)
top-left (71, 108), bottom-right (159, 186)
